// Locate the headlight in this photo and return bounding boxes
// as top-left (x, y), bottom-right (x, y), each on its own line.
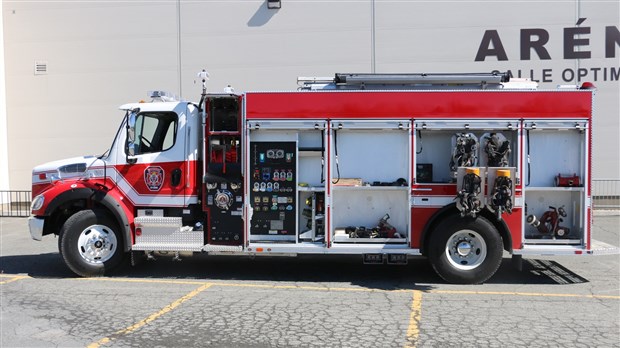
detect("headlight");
top-left (31, 195), bottom-right (45, 212)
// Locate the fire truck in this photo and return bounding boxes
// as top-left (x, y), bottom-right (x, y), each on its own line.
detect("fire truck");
top-left (28, 71), bottom-right (612, 284)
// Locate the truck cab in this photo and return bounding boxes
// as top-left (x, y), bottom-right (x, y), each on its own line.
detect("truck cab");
top-left (29, 93), bottom-right (202, 275)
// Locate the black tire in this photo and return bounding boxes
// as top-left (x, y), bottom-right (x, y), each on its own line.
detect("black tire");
top-left (59, 209), bottom-right (125, 277)
top-left (428, 215), bottom-right (503, 284)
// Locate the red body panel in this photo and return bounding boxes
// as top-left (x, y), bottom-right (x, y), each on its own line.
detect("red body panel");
top-left (32, 182), bottom-right (53, 198)
top-left (503, 208), bottom-right (524, 250)
top-left (245, 91), bottom-right (592, 119)
top-left (411, 208), bottom-right (436, 249)
top-left (111, 161), bottom-right (199, 207)
top-left (412, 184), bottom-right (457, 196)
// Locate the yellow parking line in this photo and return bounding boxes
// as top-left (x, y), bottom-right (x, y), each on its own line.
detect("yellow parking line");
top-left (0, 274), bottom-right (28, 278)
top-left (215, 282), bottom-right (391, 293)
top-left (74, 277), bottom-right (620, 300)
top-left (4, 274), bottom-right (619, 300)
top-left (77, 277), bottom-right (206, 286)
top-left (404, 290), bottom-right (423, 348)
top-left (76, 277), bottom-right (400, 293)
top-left (0, 275), bottom-right (29, 285)
top-left (87, 283), bottom-right (212, 348)
top-left (429, 290), bottom-right (620, 300)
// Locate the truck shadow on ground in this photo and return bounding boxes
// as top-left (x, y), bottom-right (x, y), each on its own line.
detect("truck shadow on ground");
top-left (0, 253), bottom-right (589, 288)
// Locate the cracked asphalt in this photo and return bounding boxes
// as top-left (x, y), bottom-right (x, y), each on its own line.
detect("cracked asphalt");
top-left (1, 215), bottom-right (619, 348)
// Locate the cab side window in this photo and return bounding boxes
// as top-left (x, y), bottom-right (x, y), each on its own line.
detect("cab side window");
top-left (132, 112), bottom-right (177, 155)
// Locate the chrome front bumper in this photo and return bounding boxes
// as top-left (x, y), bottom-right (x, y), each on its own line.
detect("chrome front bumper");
top-left (28, 216), bottom-right (45, 241)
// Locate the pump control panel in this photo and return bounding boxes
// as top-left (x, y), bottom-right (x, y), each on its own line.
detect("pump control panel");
top-left (250, 141), bottom-right (296, 240)
top-left (205, 181), bottom-right (243, 245)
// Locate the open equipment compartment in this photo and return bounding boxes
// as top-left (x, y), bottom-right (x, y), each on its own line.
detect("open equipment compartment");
top-left (298, 188), bottom-right (325, 243)
top-left (413, 120), bottom-right (519, 184)
top-left (329, 120), bottom-right (411, 244)
top-left (246, 121), bottom-right (327, 244)
top-left (203, 95), bottom-right (244, 246)
top-left (523, 120), bottom-right (588, 245)
top-left (297, 127), bottom-right (326, 243)
top-left (410, 120), bottom-right (521, 249)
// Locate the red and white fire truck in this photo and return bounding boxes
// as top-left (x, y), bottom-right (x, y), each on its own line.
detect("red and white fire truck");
top-left (28, 71), bottom-right (611, 284)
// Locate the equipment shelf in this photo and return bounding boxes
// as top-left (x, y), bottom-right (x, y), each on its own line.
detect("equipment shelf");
top-left (525, 187), bottom-right (584, 192)
top-left (331, 186), bottom-right (409, 191)
top-left (332, 236), bottom-right (408, 244)
top-left (297, 186), bottom-right (325, 192)
top-left (298, 150), bottom-right (323, 157)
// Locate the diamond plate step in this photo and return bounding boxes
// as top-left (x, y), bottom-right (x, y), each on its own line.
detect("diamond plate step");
top-left (132, 216), bottom-right (203, 251)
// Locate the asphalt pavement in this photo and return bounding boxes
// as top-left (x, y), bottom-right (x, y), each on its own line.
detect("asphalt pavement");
top-left (1, 214), bottom-right (619, 348)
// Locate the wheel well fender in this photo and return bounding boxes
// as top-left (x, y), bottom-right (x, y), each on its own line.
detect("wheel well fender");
top-left (44, 188), bottom-right (132, 252)
top-left (420, 204), bottom-right (512, 255)
top-left (478, 208), bottom-right (512, 253)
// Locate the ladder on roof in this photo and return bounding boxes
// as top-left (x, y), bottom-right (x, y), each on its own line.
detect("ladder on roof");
top-left (298, 71), bottom-right (511, 90)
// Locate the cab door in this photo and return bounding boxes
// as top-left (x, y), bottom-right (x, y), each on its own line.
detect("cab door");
top-left (116, 103), bottom-right (189, 207)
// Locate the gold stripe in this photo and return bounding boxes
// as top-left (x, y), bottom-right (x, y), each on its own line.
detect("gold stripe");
top-left (404, 290), bottom-right (423, 348)
top-left (87, 283), bottom-right (212, 348)
top-left (76, 277), bottom-right (206, 286)
top-left (0, 274), bottom-right (29, 278)
top-left (216, 282), bottom-right (385, 292)
top-left (75, 278), bottom-right (620, 300)
top-left (75, 277), bottom-right (400, 292)
top-left (0, 275), bottom-right (28, 285)
top-left (8, 274), bottom-right (615, 300)
top-left (429, 290), bottom-right (620, 300)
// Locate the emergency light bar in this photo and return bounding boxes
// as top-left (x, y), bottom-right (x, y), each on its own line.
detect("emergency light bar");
top-left (148, 90), bottom-right (179, 102)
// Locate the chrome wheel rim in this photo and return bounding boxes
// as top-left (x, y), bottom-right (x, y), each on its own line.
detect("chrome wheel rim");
top-left (445, 230), bottom-right (487, 270)
top-left (77, 224), bottom-right (117, 264)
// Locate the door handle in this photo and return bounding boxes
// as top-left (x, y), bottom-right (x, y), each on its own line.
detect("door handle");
top-left (171, 168), bottom-right (182, 187)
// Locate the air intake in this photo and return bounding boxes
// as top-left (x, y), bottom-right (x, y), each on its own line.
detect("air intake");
top-left (34, 61), bottom-right (47, 75)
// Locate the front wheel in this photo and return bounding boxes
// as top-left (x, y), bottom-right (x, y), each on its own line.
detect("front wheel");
top-left (428, 215), bottom-right (503, 284)
top-left (59, 209), bottom-right (125, 277)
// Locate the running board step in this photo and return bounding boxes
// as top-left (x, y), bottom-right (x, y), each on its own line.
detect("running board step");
top-left (202, 244), bottom-right (243, 253)
top-left (132, 216), bottom-right (203, 252)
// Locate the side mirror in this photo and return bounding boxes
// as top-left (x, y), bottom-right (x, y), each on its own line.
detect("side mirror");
top-left (125, 109), bottom-right (139, 162)
top-left (127, 142), bottom-right (138, 157)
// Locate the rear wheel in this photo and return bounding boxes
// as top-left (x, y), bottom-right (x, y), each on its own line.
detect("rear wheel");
top-left (59, 209), bottom-right (125, 277)
top-left (428, 215), bottom-right (503, 284)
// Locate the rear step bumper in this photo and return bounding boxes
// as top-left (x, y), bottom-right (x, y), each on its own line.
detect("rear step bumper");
top-left (513, 239), bottom-right (619, 256)
top-left (588, 240), bottom-right (620, 255)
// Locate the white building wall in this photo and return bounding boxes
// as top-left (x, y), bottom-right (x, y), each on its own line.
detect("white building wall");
top-left (0, 0), bottom-right (9, 194)
top-left (3, 2), bottom-right (179, 190)
top-left (2, 0), bottom-right (619, 190)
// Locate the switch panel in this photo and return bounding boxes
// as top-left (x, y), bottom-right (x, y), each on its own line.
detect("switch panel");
top-left (250, 141), bottom-right (296, 240)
